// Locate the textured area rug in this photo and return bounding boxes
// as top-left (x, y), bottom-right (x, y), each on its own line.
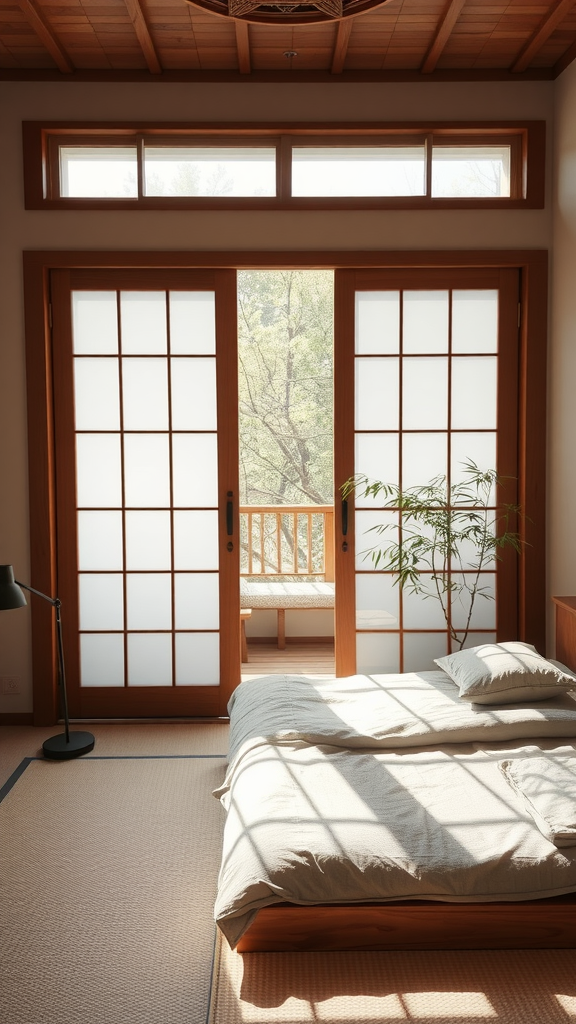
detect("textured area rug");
top-left (210, 930), bottom-right (576, 1023)
top-left (0, 755), bottom-right (226, 1024)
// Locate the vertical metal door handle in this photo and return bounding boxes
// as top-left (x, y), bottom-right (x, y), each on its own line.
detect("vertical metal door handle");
top-left (226, 492), bottom-right (233, 536)
top-left (341, 497), bottom-right (348, 536)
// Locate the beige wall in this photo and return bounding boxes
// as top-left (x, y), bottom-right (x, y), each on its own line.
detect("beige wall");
top-left (0, 79), bottom-right (554, 713)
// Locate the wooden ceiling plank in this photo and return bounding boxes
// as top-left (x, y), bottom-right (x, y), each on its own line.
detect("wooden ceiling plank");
top-left (331, 18), bottom-right (352, 74)
top-left (511, 0), bottom-right (576, 72)
top-left (16, 0), bottom-right (74, 72)
top-left (123, 0), bottom-right (162, 73)
top-left (421, 0), bottom-right (467, 73)
top-left (234, 18), bottom-right (250, 74)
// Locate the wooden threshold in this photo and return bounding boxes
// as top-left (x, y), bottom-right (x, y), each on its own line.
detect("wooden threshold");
top-left (242, 638), bottom-right (335, 678)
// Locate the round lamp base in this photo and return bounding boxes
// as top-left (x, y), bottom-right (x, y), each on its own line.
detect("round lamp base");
top-left (43, 731), bottom-right (95, 760)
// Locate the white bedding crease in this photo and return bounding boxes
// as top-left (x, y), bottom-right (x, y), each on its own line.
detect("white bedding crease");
top-left (499, 756), bottom-right (576, 847)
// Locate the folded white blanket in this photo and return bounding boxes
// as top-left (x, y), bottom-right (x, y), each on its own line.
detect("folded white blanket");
top-left (499, 756), bottom-right (576, 847)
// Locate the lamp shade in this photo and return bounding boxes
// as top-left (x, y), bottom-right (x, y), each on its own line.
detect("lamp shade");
top-left (0, 565), bottom-right (27, 610)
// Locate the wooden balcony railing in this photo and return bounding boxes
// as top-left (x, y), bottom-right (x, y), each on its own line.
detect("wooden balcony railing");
top-left (239, 505), bottom-right (335, 581)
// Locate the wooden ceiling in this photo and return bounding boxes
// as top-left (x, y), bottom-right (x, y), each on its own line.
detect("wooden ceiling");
top-left (1, 0), bottom-right (576, 80)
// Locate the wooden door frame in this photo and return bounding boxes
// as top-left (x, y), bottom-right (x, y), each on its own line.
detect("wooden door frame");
top-left (23, 249), bottom-right (547, 724)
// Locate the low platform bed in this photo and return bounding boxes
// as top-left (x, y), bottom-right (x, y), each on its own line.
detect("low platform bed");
top-left (214, 646), bottom-right (576, 952)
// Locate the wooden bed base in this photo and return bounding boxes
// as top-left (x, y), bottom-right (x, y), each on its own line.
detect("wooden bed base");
top-left (236, 896), bottom-right (576, 952)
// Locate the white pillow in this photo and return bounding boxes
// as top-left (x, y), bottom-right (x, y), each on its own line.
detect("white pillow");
top-left (434, 641), bottom-right (576, 705)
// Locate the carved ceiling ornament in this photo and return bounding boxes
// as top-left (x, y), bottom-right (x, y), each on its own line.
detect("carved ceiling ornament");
top-left (183, 0), bottom-right (392, 26)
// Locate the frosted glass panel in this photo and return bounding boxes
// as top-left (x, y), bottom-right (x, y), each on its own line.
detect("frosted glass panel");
top-left (122, 358), bottom-right (169, 430)
top-left (403, 587), bottom-right (446, 629)
top-left (120, 293), bottom-right (167, 354)
top-left (356, 633), bottom-right (399, 674)
top-left (79, 574), bottom-right (124, 631)
top-left (402, 433), bottom-right (447, 490)
top-left (127, 634), bottom-right (172, 686)
top-left (451, 574), bottom-right (496, 630)
top-left (126, 573), bottom-right (172, 630)
top-left (171, 358), bottom-right (217, 431)
top-left (72, 292), bottom-right (118, 354)
top-left (403, 292), bottom-right (449, 354)
top-left (124, 434), bottom-right (170, 508)
top-left (74, 359), bottom-right (120, 430)
top-left (125, 511), bottom-right (171, 569)
top-left (355, 574), bottom-right (399, 629)
top-left (451, 357), bottom-right (497, 429)
top-left (76, 434), bottom-right (122, 507)
top-left (355, 510), bottom-right (398, 571)
top-left (175, 573), bottom-right (219, 630)
top-left (172, 434), bottom-right (218, 508)
top-left (452, 291), bottom-right (498, 353)
top-left (174, 511), bottom-right (219, 570)
top-left (452, 631), bottom-right (497, 652)
top-left (170, 293), bottom-right (216, 355)
top-left (80, 634), bottom-right (124, 687)
top-left (175, 633), bottom-right (219, 687)
top-left (451, 432), bottom-right (497, 483)
top-left (78, 511), bottom-right (123, 570)
top-left (355, 293), bottom-right (400, 354)
top-left (402, 357), bottom-right (448, 430)
top-left (355, 358), bottom-right (399, 430)
top-left (403, 633), bottom-right (449, 672)
top-left (354, 434), bottom-right (399, 506)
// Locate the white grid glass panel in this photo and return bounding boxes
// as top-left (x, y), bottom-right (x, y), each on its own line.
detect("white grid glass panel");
top-left (355, 510), bottom-right (399, 571)
top-left (452, 291), bottom-right (498, 353)
top-left (78, 511), bottom-right (123, 571)
top-left (403, 633), bottom-right (449, 672)
top-left (174, 573), bottom-right (219, 630)
top-left (402, 292), bottom-right (449, 353)
top-left (120, 293), bottom-right (167, 355)
top-left (127, 634), bottom-right (172, 686)
top-left (125, 511), bottom-right (171, 570)
top-left (174, 511), bottom-right (219, 570)
top-left (169, 293), bottom-right (216, 354)
top-left (126, 573), bottom-right (172, 630)
top-left (354, 433), bottom-right (399, 505)
top-left (172, 434), bottom-right (218, 508)
top-left (451, 358), bottom-right (497, 429)
top-left (76, 434), bottom-right (122, 508)
top-left (80, 634), bottom-right (125, 687)
top-left (175, 633), bottom-right (220, 686)
top-left (122, 358), bottom-right (169, 430)
top-left (123, 434), bottom-right (170, 508)
top-left (355, 293), bottom-right (400, 354)
top-left (355, 358), bottom-right (399, 430)
top-left (171, 358), bottom-right (217, 431)
top-left (79, 574), bottom-right (124, 631)
top-left (355, 574), bottom-right (399, 629)
top-left (72, 292), bottom-right (118, 354)
top-left (451, 574), bottom-right (496, 630)
top-left (402, 357), bottom-right (448, 430)
top-left (74, 359), bottom-right (120, 431)
top-left (356, 632), bottom-right (400, 674)
top-left (402, 433), bottom-right (447, 490)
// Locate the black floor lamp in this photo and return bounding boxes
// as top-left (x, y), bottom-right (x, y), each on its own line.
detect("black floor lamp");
top-left (0, 564), bottom-right (95, 760)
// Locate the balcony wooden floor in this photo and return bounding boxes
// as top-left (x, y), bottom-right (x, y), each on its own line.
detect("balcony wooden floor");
top-left (241, 639), bottom-right (335, 679)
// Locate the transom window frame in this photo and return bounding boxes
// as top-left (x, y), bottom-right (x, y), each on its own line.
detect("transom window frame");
top-left (23, 121), bottom-right (544, 211)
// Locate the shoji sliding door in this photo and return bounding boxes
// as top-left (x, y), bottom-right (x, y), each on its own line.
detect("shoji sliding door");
top-left (334, 268), bottom-right (520, 677)
top-left (50, 269), bottom-right (239, 718)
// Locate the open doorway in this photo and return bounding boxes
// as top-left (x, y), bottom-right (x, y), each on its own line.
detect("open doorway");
top-left (237, 270), bottom-right (335, 678)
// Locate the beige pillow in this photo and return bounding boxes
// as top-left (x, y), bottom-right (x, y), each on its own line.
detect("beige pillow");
top-left (435, 641), bottom-right (576, 705)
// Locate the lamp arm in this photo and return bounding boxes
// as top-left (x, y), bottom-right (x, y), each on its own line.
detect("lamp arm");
top-left (17, 580), bottom-right (69, 742)
top-left (15, 580), bottom-right (58, 607)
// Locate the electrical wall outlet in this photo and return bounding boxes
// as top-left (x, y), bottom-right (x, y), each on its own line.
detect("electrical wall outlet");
top-left (1, 676), bottom-right (21, 695)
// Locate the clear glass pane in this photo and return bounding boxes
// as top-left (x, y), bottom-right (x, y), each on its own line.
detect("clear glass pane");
top-left (122, 358), bottom-right (168, 430)
top-left (451, 357), bottom-right (497, 429)
top-left (402, 587), bottom-right (447, 629)
top-left (451, 573), bottom-right (496, 630)
top-left (355, 293), bottom-right (400, 354)
top-left (125, 511), bottom-right (171, 570)
top-left (79, 573), bottom-right (124, 631)
top-left (72, 292), bottom-right (118, 354)
top-left (170, 292), bottom-right (216, 355)
top-left (80, 633), bottom-right (124, 687)
top-left (402, 433), bottom-right (447, 490)
top-left (172, 434), bottom-right (218, 508)
top-left (355, 357), bottom-right (399, 430)
top-left (292, 147), bottom-right (426, 197)
top-left (356, 632), bottom-right (400, 674)
top-left (174, 573), bottom-right (219, 630)
top-left (124, 434), bottom-right (170, 508)
top-left (431, 146), bottom-right (511, 198)
top-left (403, 633), bottom-right (449, 672)
top-left (126, 573), bottom-right (172, 630)
top-left (170, 358), bottom-right (217, 431)
top-left (402, 357), bottom-right (448, 430)
top-left (354, 434), bottom-right (399, 506)
top-left (127, 634), bottom-right (172, 686)
top-left (403, 292), bottom-right (449, 353)
top-left (355, 574), bottom-right (399, 629)
top-left (144, 147), bottom-right (276, 197)
top-left (120, 293), bottom-right (167, 355)
top-left (78, 511), bottom-right (123, 570)
top-left (60, 147), bottom-right (137, 198)
top-left (175, 633), bottom-right (220, 686)
top-left (74, 358), bottom-right (120, 430)
top-left (76, 434), bottom-right (122, 508)
top-left (174, 511), bottom-right (219, 570)
top-left (452, 290), bottom-right (498, 353)
top-left (355, 510), bottom-right (399, 571)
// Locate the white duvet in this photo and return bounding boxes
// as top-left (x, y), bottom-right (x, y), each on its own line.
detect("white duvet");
top-left (214, 672), bottom-right (576, 948)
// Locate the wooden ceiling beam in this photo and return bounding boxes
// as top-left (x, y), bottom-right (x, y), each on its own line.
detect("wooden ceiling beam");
top-left (235, 20), bottom-right (251, 75)
top-left (123, 0), bottom-right (162, 75)
top-left (511, 0), bottom-right (576, 73)
top-left (421, 0), bottom-right (466, 74)
top-left (331, 19), bottom-right (353, 75)
top-left (16, 0), bottom-right (74, 74)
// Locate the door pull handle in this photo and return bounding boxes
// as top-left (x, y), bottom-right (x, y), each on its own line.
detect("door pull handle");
top-left (226, 491), bottom-right (233, 537)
